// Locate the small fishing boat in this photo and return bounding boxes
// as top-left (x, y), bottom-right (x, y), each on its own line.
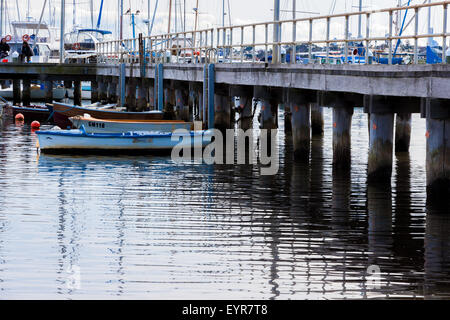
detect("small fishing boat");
top-left (48, 102), bottom-right (165, 129)
top-left (36, 127), bottom-right (213, 154)
top-left (69, 115), bottom-right (193, 133)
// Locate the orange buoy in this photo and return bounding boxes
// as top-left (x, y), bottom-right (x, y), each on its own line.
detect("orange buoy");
top-left (31, 121), bottom-right (41, 130)
top-left (15, 113), bottom-right (24, 121)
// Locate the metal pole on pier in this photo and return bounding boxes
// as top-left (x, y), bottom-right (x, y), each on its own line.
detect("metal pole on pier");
top-left (358, 0), bottom-right (363, 39)
top-left (0, 0), bottom-right (3, 37)
top-left (428, 0), bottom-right (432, 46)
top-left (60, 0), bottom-right (65, 63)
top-left (119, 0), bottom-right (125, 109)
top-left (273, 0), bottom-right (280, 64)
top-left (148, 0), bottom-right (151, 37)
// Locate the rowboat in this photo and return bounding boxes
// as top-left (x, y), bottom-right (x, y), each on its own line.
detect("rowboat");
top-left (69, 115), bottom-right (193, 133)
top-left (48, 102), bottom-right (165, 129)
top-left (36, 127), bottom-right (213, 154)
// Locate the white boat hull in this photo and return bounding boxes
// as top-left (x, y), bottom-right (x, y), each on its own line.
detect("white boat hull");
top-left (70, 117), bottom-right (193, 133)
top-left (37, 129), bottom-right (213, 153)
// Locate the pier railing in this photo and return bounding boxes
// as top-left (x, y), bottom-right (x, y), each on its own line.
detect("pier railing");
top-left (96, 1), bottom-right (450, 66)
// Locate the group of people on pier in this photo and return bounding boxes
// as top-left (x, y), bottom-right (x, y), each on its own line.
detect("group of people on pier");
top-left (0, 37), bottom-right (34, 62)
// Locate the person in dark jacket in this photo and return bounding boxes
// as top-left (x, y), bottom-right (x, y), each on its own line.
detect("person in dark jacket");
top-left (0, 38), bottom-right (10, 59)
top-left (20, 41), bottom-right (33, 63)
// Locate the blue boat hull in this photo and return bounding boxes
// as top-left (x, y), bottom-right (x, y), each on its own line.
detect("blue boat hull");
top-left (37, 129), bottom-right (214, 154)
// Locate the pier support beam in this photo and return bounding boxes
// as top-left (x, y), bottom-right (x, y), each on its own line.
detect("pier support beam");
top-left (45, 81), bottom-right (53, 104)
top-left (255, 86), bottom-right (280, 131)
top-left (395, 114), bottom-right (412, 153)
top-left (311, 103), bottom-right (324, 136)
top-left (289, 90), bottom-right (315, 161)
top-left (421, 98), bottom-right (450, 202)
top-left (333, 107), bottom-right (354, 169)
top-left (73, 81), bottom-right (82, 106)
top-left (214, 85), bottom-right (232, 132)
top-left (98, 77), bottom-right (108, 104)
top-left (107, 78), bottom-right (118, 104)
top-left (164, 87), bottom-right (175, 117)
top-left (22, 79), bottom-right (31, 106)
top-left (175, 87), bottom-right (189, 121)
top-left (126, 78), bottom-right (137, 111)
top-left (368, 113), bottom-right (395, 183)
top-left (91, 80), bottom-right (99, 104)
top-left (13, 79), bottom-right (21, 105)
top-left (284, 104), bottom-right (292, 134)
top-left (136, 80), bottom-right (148, 112)
top-left (148, 80), bottom-right (155, 110)
top-left (364, 95), bottom-right (419, 183)
top-left (231, 86), bottom-right (254, 131)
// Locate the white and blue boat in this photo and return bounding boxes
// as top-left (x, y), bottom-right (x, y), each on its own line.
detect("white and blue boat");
top-left (36, 126), bottom-right (213, 154)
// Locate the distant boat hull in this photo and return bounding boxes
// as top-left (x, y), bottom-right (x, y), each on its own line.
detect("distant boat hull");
top-left (69, 116), bottom-right (193, 133)
top-left (3, 105), bottom-right (53, 123)
top-left (37, 129), bottom-right (213, 154)
top-left (49, 102), bottom-right (165, 129)
top-left (0, 86), bottom-right (66, 101)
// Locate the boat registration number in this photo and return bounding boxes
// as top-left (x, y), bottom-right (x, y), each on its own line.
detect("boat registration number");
top-left (88, 122), bottom-right (106, 129)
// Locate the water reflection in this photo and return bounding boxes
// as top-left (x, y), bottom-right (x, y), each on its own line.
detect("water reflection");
top-left (0, 109), bottom-right (449, 299)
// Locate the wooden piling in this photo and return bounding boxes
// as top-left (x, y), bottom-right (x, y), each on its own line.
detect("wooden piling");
top-left (239, 95), bottom-right (253, 131)
top-left (91, 80), bottom-right (99, 104)
top-left (333, 106), bottom-right (354, 169)
top-left (175, 89), bottom-right (189, 121)
top-left (395, 113), bottom-right (412, 153)
top-left (136, 81), bottom-right (148, 112)
top-left (107, 79), bottom-right (118, 104)
top-left (214, 94), bottom-right (232, 132)
top-left (22, 79), bottom-right (31, 106)
top-left (98, 78), bottom-right (108, 104)
top-left (426, 118), bottom-right (450, 201)
top-left (44, 81), bottom-right (53, 104)
top-left (126, 78), bottom-right (137, 111)
top-left (291, 103), bottom-right (311, 161)
top-left (260, 99), bottom-right (278, 130)
top-left (368, 113), bottom-right (395, 183)
top-left (73, 81), bottom-right (82, 106)
top-left (13, 79), bottom-right (21, 105)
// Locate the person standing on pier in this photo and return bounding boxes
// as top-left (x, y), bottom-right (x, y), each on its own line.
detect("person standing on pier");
top-left (19, 41), bottom-right (33, 63)
top-left (0, 38), bottom-right (10, 59)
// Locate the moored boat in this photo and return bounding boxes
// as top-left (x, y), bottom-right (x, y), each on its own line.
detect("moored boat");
top-left (2, 105), bottom-right (53, 123)
top-left (69, 115), bottom-right (193, 133)
top-left (36, 127), bottom-right (213, 154)
top-left (48, 102), bottom-right (165, 128)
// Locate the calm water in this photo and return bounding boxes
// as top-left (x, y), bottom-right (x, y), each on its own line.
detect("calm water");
top-left (0, 107), bottom-right (449, 300)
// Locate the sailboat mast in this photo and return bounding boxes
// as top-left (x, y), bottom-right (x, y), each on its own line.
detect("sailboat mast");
top-left (148, 0), bottom-right (151, 37)
top-left (428, 0), bottom-right (432, 46)
top-left (16, 0), bottom-right (21, 21)
top-left (0, 0), bottom-right (3, 38)
top-left (357, 0), bottom-right (362, 38)
top-left (60, 0), bottom-right (65, 63)
top-left (90, 0), bottom-right (94, 29)
top-left (73, 0), bottom-right (76, 27)
top-left (168, 0), bottom-right (172, 33)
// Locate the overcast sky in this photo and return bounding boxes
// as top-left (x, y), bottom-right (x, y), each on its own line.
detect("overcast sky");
top-left (1, 0), bottom-right (445, 45)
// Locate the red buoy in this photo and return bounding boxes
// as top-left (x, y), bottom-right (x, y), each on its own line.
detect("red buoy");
top-left (15, 113), bottom-right (24, 121)
top-left (31, 121), bottom-right (41, 130)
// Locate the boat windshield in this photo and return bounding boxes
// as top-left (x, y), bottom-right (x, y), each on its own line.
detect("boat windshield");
top-left (65, 29), bottom-right (113, 50)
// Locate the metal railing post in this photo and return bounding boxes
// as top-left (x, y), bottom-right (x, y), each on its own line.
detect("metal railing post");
top-left (389, 10), bottom-right (393, 65)
top-left (414, 8), bottom-right (419, 64)
top-left (309, 19), bottom-right (313, 63)
top-left (443, 4), bottom-right (448, 63)
top-left (326, 17), bottom-right (330, 64)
